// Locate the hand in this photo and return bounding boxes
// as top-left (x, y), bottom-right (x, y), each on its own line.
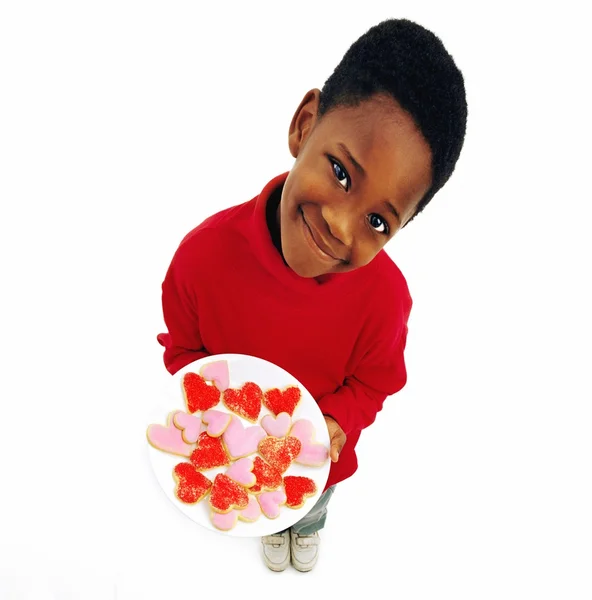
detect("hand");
top-left (324, 415), bottom-right (346, 463)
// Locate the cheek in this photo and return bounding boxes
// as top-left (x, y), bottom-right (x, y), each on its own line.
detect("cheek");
top-left (350, 232), bottom-right (387, 268)
top-left (288, 156), bottom-right (332, 204)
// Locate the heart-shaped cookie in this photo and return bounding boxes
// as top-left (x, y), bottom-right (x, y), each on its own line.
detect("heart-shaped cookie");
top-left (190, 432), bottom-right (230, 471)
top-left (257, 489), bottom-right (286, 519)
top-left (223, 415), bottom-right (266, 459)
top-left (182, 372), bottom-right (220, 414)
top-left (238, 495), bottom-right (261, 522)
top-left (289, 419), bottom-right (329, 467)
top-left (173, 411), bottom-right (203, 444)
top-left (250, 456), bottom-right (283, 493)
top-left (225, 457), bottom-right (256, 488)
top-left (222, 382), bottom-right (262, 422)
top-left (258, 436), bottom-right (301, 474)
top-left (173, 463), bottom-right (212, 504)
top-left (209, 473), bottom-right (249, 513)
top-left (147, 411), bottom-right (193, 457)
top-left (210, 509), bottom-right (239, 531)
top-left (210, 495), bottom-right (261, 530)
top-left (201, 409), bottom-right (231, 437)
top-left (200, 360), bottom-right (230, 392)
top-left (261, 412), bottom-right (292, 438)
top-left (283, 475), bottom-right (317, 509)
top-left (262, 386), bottom-right (301, 417)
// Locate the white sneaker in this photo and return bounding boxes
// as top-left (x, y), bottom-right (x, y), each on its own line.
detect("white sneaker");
top-left (261, 530), bottom-right (290, 572)
top-left (290, 530), bottom-right (320, 572)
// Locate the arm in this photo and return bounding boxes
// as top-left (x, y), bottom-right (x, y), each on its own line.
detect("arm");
top-left (317, 321), bottom-right (410, 438)
top-left (157, 243), bottom-right (210, 375)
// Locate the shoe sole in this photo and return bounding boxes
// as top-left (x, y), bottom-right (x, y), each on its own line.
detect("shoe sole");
top-left (262, 545), bottom-right (290, 572)
top-left (263, 556), bottom-right (290, 572)
top-left (291, 557), bottom-right (317, 572)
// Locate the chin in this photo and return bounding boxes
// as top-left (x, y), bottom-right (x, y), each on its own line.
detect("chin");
top-left (281, 244), bottom-right (328, 278)
top-left (284, 255), bottom-right (326, 279)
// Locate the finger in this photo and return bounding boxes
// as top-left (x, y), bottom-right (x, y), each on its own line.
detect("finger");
top-left (330, 436), bottom-right (342, 462)
top-left (330, 443), bottom-right (339, 462)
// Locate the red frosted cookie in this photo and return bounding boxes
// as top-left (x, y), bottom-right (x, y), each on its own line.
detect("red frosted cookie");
top-left (222, 382), bottom-right (262, 423)
top-left (258, 436), bottom-right (301, 474)
top-left (182, 372), bottom-right (220, 414)
top-left (283, 475), bottom-right (317, 509)
top-left (209, 473), bottom-right (249, 514)
top-left (250, 456), bottom-right (283, 493)
top-left (190, 432), bottom-right (230, 471)
top-left (173, 463), bottom-right (212, 504)
top-left (262, 386), bottom-right (301, 417)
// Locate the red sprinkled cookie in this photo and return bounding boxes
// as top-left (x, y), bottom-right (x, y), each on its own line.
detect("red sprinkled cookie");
top-left (182, 372), bottom-right (220, 414)
top-left (258, 436), bottom-right (302, 474)
top-left (222, 382), bottom-right (262, 423)
top-left (283, 475), bottom-right (317, 509)
top-left (209, 473), bottom-right (249, 513)
top-left (173, 463), bottom-right (212, 504)
top-left (250, 456), bottom-right (283, 493)
top-left (262, 386), bottom-right (301, 417)
top-left (189, 432), bottom-right (230, 471)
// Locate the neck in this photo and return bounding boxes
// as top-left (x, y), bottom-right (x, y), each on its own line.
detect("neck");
top-left (265, 184), bottom-right (283, 256)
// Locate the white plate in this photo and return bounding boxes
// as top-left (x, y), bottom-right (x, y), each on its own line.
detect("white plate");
top-left (147, 353), bottom-right (331, 537)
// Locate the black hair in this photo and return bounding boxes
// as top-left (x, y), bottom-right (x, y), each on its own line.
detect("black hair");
top-left (318, 18), bottom-right (468, 225)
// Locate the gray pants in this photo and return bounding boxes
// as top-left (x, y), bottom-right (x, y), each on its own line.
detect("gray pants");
top-left (289, 485), bottom-right (336, 535)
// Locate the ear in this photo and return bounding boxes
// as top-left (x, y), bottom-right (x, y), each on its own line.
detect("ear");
top-left (288, 89), bottom-right (321, 158)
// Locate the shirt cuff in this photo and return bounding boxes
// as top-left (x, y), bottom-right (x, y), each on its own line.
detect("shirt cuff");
top-left (317, 393), bottom-right (352, 436)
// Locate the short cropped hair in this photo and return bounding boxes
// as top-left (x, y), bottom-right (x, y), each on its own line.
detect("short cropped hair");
top-left (318, 18), bottom-right (468, 224)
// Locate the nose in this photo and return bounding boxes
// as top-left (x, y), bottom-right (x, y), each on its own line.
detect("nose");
top-left (321, 204), bottom-right (354, 249)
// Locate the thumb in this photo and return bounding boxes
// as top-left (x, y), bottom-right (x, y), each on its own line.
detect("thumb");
top-left (330, 430), bottom-right (345, 463)
top-left (330, 442), bottom-right (340, 463)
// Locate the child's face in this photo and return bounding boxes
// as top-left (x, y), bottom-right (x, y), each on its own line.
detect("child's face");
top-left (278, 90), bottom-right (433, 278)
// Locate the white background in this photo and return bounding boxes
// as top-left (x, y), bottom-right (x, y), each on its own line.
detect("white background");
top-left (1, 1), bottom-right (590, 598)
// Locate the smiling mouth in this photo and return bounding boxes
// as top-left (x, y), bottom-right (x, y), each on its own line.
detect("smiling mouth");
top-left (300, 208), bottom-right (344, 263)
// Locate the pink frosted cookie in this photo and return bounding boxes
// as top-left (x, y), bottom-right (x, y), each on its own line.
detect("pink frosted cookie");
top-left (200, 360), bottom-right (230, 392)
top-left (201, 409), bottom-right (231, 437)
top-left (210, 495), bottom-right (262, 529)
top-left (261, 412), bottom-right (291, 438)
top-left (173, 411), bottom-right (203, 444)
top-left (289, 419), bottom-right (329, 467)
top-left (147, 411), bottom-right (193, 457)
top-left (210, 509), bottom-right (239, 531)
top-left (222, 415), bottom-right (266, 459)
top-left (225, 457), bottom-right (256, 488)
top-left (238, 495), bottom-right (261, 522)
top-left (257, 489), bottom-right (286, 519)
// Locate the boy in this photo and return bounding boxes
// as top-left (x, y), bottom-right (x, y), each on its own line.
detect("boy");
top-left (157, 18), bottom-right (467, 571)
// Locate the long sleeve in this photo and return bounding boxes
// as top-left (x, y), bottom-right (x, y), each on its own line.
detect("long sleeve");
top-left (317, 315), bottom-right (410, 437)
top-left (157, 243), bottom-right (210, 375)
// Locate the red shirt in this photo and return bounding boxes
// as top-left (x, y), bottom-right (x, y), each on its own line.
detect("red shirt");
top-left (157, 173), bottom-right (412, 490)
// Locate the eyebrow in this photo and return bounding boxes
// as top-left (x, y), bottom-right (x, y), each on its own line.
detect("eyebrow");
top-left (338, 142), bottom-right (401, 224)
top-left (383, 200), bottom-right (401, 223)
top-left (338, 142), bottom-right (366, 176)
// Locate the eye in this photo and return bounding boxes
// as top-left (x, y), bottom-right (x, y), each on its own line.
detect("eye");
top-left (368, 213), bottom-right (389, 235)
top-left (329, 157), bottom-right (350, 191)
